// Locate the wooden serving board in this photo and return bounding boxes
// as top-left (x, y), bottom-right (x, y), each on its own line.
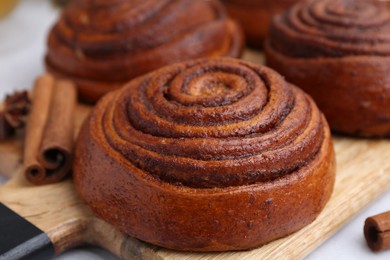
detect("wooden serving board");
top-left (1, 50), bottom-right (390, 259)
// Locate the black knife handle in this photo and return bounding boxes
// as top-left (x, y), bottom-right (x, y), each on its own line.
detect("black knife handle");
top-left (0, 203), bottom-right (54, 260)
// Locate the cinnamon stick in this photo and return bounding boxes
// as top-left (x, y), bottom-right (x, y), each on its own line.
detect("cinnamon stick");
top-left (364, 211), bottom-right (390, 252)
top-left (24, 74), bottom-right (77, 185)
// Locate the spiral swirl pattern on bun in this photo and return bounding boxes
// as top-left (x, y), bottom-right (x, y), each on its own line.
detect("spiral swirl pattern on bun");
top-left (270, 0), bottom-right (390, 57)
top-left (46, 0), bottom-right (244, 103)
top-left (266, 0), bottom-right (390, 136)
top-left (74, 58), bottom-right (335, 251)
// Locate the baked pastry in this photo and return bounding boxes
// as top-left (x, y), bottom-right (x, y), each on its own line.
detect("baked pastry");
top-left (222, 0), bottom-right (298, 48)
top-left (46, 0), bottom-right (244, 103)
top-left (265, 0), bottom-right (390, 137)
top-left (74, 58), bottom-right (335, 251)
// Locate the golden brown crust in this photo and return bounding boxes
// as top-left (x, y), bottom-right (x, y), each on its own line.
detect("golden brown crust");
top-left (74, 58), bottom-right (335, 251)
top-left (46, 0), bottom-right (244, 103)
top-left (265, 0), bottom-right (390, 137)
top-left (222, 0), bottom-right (298, 48)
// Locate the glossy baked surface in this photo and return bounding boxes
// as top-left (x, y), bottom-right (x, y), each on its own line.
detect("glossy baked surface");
top-left (74, 58), bottom-right (335, 251)
top-left (265, 0), bottom-right (390, 136)
top-left (46, 0), bottom-right (244, 103)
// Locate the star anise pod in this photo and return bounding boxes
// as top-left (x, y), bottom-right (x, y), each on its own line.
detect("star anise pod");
top-left (0, 91), bottom-right (31, 140)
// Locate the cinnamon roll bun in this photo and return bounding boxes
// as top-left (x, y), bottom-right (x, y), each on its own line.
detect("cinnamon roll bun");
top-left (222, 0), bottom-right (299, 48)
top-left (265, 0), bottom-right (390, 137)
top-left (74, 58), bottom-right (335, 251)
top-left (46, 0), bottom-right (244, 103)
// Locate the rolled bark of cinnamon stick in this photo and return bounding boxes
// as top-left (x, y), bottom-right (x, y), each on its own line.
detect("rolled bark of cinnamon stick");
top-left (364, 211), bottom-right (390, 252)
top-left (24, 74), bottom-right (77, 185)
top-left (24, 75), bottom-right (54, 180)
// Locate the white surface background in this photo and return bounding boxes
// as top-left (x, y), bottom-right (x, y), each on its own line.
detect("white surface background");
top-left (0, 1), bottom-right (389, 259)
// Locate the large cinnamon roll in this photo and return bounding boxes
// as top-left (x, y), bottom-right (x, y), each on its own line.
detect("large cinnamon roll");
top-left (222, 0), bottom-right (299, 48)
top-left (46, 0), bottom-right (244, 103)
top-left (265, 0), bottom-right (390, 137)
top-left (74, 58), bottom-right (335, 251)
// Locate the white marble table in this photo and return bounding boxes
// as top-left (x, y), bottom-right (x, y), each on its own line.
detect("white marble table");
top-left (0, 1), bottom-right (389, 259)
